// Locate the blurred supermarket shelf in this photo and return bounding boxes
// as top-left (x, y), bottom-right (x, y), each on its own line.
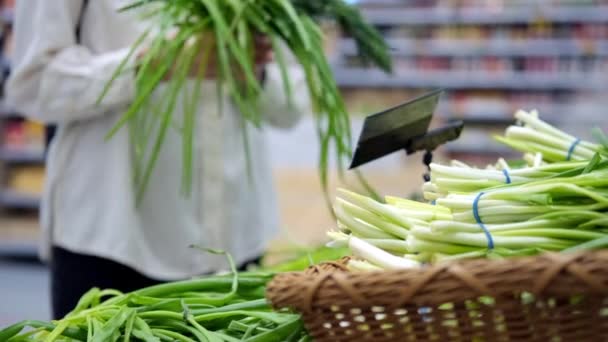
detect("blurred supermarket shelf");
top-left (341, 38), bottom-right (608, 57)
top-left (440, 107), bottom-right (602, 125)
top-left (0, 101), bottom-right (19, 118)
top-left (356, 0), bottom-right (603, 7)
top-left (1, 6), bottom-right (12, 25)
top-left (361, 6), bottom-right (608, 25)
top-left (445, 144), bottom-right (517, 156)
top-left (267, 117), bottom-right (407, 170)
top-left (447, 116), bottom-right (513, 126)
top-left (333, 67), bottom-right (608, 90)
top-left (1, 56), bottom-right (10, 72)
top-left (0, 148), bottom-right (45, 163)
top-left (0, 240), bottom-right (38, 258)
top-left (0, 190), bottom-right (41, 210)
top-left (0, 215), bottom-right (39, 257)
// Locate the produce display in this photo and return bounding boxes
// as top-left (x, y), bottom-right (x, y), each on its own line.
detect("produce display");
top-left (7, 0), bottom-right (608, 340)
top-left (4, 109), bottom-right (608, 340)
top-left (0, 245), bottom-right (353, 341)
top-left (329, 110), bottom-right (608, 270)
top-left (100, 0), bottom-right (391, 200)
top-left (5, 104), bottom-right (608, 340)
top-left (0, 252), bottom-right (310, 342)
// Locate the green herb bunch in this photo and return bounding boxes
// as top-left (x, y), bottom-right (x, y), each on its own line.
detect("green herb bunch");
top-left (100, 0), bottom-right (391, 202)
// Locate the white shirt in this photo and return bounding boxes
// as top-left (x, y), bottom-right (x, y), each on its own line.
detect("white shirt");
top-left (7, 0), bottom-right (309, 280)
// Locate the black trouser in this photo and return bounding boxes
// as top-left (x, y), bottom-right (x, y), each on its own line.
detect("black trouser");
top-left (50, 246), bottom-right (261, 319)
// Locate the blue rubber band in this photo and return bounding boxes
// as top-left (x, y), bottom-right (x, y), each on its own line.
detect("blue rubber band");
top-left (502, 169), bottom-right (512, 184)
top-left (566, 138), bottom-right (581, 161)
top-left (473, 192), bottom-right (495, 250)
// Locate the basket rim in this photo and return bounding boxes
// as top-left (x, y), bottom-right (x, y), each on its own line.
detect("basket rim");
top-left (267, 250), bottom-right (608, 313)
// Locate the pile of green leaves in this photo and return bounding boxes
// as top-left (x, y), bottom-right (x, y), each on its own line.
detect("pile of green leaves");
top-left (0, 251), bottom-right (310, 341)
top-left (1, 246), bottom-right (355, 341)
top-left (101, 0), bottom-right (391, 201)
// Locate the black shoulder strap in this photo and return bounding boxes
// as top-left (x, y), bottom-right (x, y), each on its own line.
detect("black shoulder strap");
top-left (45, 0), bottom-right (88, 151)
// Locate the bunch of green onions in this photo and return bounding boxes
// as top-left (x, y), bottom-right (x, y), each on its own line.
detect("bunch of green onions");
top-left (423, 159), bottom-right (593, 200)
top-left (0, 252), bottom-right (309, 342)
top-left (328, 112), bottom-right (608, 270)
top-left (494, 110), bottom-right (603, 162)
top-left (100, 0), bottom-right (391, 201)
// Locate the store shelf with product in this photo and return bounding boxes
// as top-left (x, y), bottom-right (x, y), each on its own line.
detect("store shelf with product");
top-left (450, 115), bottom-right (514, 126)
top-left (443, 124), bottom-right (517, 156)
top-left (0, 0), bottom-right (44, 251)
top-left (334, 67), bottom-right (608, 90)
top-left (1, 120), bottom-right (45, 153)
top-left (0, 149), bottom-right (44, 164)
top-left (0, 101), bottom-right (18, 118)
top-left (1, 6), bottom-right (12, 25)
top-left (340, 38), bottom-right (608, 57)
top-left (335, 1), bottom-right (608, 162)
top-left (0, 190), bottom-right (40, 210)
top-left (444, 143), bottom-right (516, 156)
top-left (0, 239), bottom-right (38, 258)
top-left (1, 163), bottom-right (44, 210)
top-left (360, 6), bottom-right (608, 25)
top-left (0, 213), bottom-right (39, 257)
top-left (1, 55), bottom-right (10, 73)
top-left (445, 92), bottom-right (606, 124)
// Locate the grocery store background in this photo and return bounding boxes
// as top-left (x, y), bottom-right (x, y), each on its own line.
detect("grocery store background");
top-left (2, 0), bottom-right (608, 325)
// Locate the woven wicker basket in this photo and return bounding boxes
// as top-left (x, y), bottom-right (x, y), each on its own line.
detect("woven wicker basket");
top-left (266, 252), bottom-right (608, 341)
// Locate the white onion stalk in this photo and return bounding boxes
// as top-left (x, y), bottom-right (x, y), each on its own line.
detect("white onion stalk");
top-left (534, 152), bottom-right (543, 167)
top-left (347, 259), bottom-right (382, 272)
top-left (333, 204), bottom-right (394, 239)
top-left (328, 232), bottom-right (419, 270)
top-left (336, 198), bottom-right (409, 239)
top-left (338, 189), bottom-right (414, 229)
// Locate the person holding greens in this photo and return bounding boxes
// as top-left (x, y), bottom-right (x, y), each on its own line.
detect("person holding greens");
top-left (7, 0), bottom-right (310, 319)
